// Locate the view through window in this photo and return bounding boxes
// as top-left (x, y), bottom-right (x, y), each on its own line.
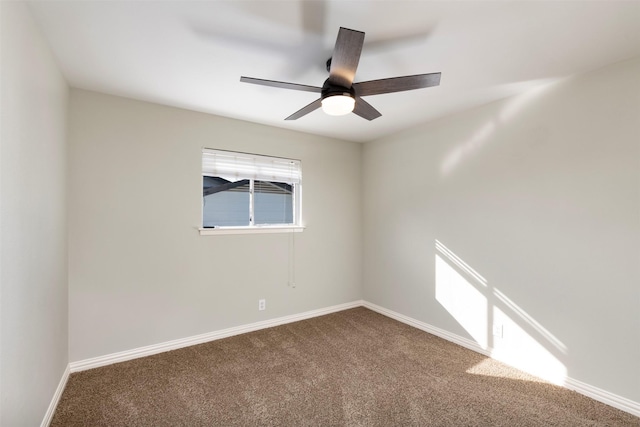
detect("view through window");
top-left (202, 149), bottom-right (301, 228)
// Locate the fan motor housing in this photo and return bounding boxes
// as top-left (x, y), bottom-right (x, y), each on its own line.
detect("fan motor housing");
top-left (321, 79), bottom-right (355, 101)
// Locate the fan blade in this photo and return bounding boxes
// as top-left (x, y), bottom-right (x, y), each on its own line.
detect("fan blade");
top-left (285, 98), bottom-right (322, 120)
top-left (328, 27), bottom-right (365, 88)
top-left (353, 73), bottom-right (441, 96)
top-left (240, 77), bottom-right (321, 93)
top-left (353, 97), bottom-right (382, 121)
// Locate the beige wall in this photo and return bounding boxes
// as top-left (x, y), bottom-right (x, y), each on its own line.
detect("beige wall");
top-left (363, 58), bottom-right (640, 402)
top-left (0, 2), bottom-right (69, 425)
top-left (67, 89), bottom-right (362, 362)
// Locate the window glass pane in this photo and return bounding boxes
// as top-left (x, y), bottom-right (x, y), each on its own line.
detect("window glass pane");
top-left (202, 177), bottom-right (250, 227)
top-left (253, 180), bottom-right (293, 225)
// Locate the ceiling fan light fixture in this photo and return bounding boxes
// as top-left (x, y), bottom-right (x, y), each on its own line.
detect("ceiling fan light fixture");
top-left (241, 27), bottom-right (441, 121)
top-left (321, 93), bottom-right (355, 116)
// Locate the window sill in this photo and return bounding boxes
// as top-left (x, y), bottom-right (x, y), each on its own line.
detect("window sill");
top-left (199, 225), bottom-right (305, 236)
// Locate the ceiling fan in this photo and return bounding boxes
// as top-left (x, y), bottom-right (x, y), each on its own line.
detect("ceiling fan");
top-left (240, 27), bottom-right (441, 121)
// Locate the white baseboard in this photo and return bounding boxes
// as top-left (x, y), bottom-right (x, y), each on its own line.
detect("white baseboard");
top-left (564, 376), bottom-right (640, 418)
top-left (63, 299), bottom-right (639, 419)
top-left (41, 364), bottom-right (70, 427)
top-left (362, 300), bottom-right (640, 418)
top-left (70, 300), bottom-right (364, 373)
top-left (362, 300), bottom-right (492, 358)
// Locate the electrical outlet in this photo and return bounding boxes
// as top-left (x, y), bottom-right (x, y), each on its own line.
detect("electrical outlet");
top-left (258, 299), bottom-right (266, 311)
top-left (492, 324), bottom-right (503, 338)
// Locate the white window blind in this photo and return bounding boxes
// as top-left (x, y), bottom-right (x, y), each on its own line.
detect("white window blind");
top-left (202, 148), bottom-right (301, 184)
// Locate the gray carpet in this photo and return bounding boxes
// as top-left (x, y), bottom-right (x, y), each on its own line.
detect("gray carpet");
top-left (52, 307), bottom-right (639, 426)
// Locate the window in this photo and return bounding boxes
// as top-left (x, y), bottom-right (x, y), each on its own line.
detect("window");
top-left (201, 149), bottom-right (302, 234)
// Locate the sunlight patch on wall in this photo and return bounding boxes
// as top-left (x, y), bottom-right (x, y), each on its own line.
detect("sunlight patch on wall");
top-left (441, 121), bottom-right (495, 176)
top-left (435, 240), bottom-right (487, 287)
top-left (435, 239), bottom-right (567, 385)
top-left (435, 241), bottom-right (488, 348)
top-left (492, 306), bottom-right (567, 385)
top-left (493, 288), bottom-right (567, 354)
top-left (440, 77), bottom-right (563, 177)
top-left (498, 77), bottom-right (563, 123)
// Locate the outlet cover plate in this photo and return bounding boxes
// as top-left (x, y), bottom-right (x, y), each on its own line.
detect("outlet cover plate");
top-left (492, 324), bottom-right (503, 338)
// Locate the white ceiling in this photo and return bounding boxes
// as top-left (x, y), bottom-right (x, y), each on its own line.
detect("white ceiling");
top-left (29, 1), bottom-right (640, 143)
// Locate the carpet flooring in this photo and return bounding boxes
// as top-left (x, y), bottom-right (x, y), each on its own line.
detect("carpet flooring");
top-left (51, 307), bottom-right (640, 426)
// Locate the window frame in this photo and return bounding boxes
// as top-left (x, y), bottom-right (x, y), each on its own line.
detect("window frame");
top-left (199, 148), bottom-right (304, 235)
